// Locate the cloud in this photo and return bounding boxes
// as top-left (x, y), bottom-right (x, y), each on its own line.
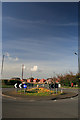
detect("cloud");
top-left (3, 16), bottom-right (46, 29)
top-left (5, 52), bottom-right (19, 61)
top-left (5, 52), bottom-right (10, 57)
top-left (15, 57), bottom-right (19, 61)
top-left (3, 17), bottom-right (78, 27)
top-left (49, 22), bottom-right (78, 27)
top-left (31, 66), bottom-right (38, 72)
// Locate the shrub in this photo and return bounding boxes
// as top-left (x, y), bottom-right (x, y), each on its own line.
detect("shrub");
top-left (53, 72), bottom-right (80, 87)
top-left (3, 80), bottom-right (21, 85)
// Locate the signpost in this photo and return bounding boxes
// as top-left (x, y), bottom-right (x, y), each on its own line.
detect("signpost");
top-left (55, 83), bottom-right (58, 94)
top-left (14, 83), bottom-right (19, 92)
top-left (23, 84), bottom-right (27, 93)
top-left (19, 83), bottom-right (22, 92)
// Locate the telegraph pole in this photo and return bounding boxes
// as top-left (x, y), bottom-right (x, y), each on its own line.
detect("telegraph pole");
top-left (22, 64), bottom-right (24, 80)
top-left (1, 55), bottom-right (5, 75)
top-left (22, 64), bottom-right (25, 80)
top-left (75, 52), bottom-right (80, 73)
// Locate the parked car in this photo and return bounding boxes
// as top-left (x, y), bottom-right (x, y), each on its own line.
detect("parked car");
top-left (10, 77), bottom-right (21, 81)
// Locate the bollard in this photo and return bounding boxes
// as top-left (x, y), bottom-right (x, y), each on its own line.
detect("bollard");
top-left (56, 88), bottom-right (57, 94)
top-left (16, 88), bottom-right (18, 92)
top-left (37, 84), bottom-right (39, 88)
top-left (61, 89), bottom-right (63, 93)
top-left (24, 88), bottom-right (26, 94)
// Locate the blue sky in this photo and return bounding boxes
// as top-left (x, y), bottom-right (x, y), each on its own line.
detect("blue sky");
top-left (2, 2), bottom-right (78, 79)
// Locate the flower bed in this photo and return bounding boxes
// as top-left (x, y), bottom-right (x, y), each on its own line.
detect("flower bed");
top-left (18, 87), bottom-right (61, 96)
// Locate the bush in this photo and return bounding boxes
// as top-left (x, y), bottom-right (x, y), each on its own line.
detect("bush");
top-left (3, 80), bottom-right (8, 85)
top-left (53, 72), bottom-right (80, 87)
top-left (3, 80), bottom-right (21, 85)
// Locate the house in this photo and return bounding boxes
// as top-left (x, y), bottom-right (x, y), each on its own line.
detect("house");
top-left (33, 78), bottom-right (40, 83)
top-left (56, 78), bottom-right (60, 83)
top-left (27, 78), bottom-right (34, 83)
top-left (23, 79), bottom-right (27, 82)
top-left (47, 78), bottom-right (53, 84)
top-left (27, 79), bottom-right (31, 83)
top-left (40, 79), bottom-right (46, 83)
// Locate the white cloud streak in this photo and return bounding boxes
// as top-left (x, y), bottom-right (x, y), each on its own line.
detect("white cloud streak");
top-left (5, 52), bottom-right (19, 61)
top-left (31, 66), bottom-right (38, 72)
top-left (3, 16), bottom-right (78, 28)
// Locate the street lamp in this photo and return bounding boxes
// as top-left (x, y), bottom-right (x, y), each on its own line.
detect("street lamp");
top-left (1, 55), bottom-right (5, 75)
top-left (22, 64), bottom-right (25, 80)
top-left (53, 72), bottom-right (55, 78)
top-left (31, 71), bottom-right (33, 78)
top-left (74, 52), bottom-right (80, 73)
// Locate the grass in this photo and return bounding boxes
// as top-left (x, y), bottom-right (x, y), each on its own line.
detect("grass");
top-left (2, 84), bottom-right (14, 88)
top-left (61, 86), bottom-right (80, 89)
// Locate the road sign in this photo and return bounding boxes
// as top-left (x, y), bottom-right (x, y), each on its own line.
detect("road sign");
top-left (14, 83), bottom-right (19, 88)
top-left (14, 83), bottom-right (27, 89)
top-left (58, 84), bottom-right (61, 88)
top-left (14, 83), bottom-right (20, 92)
top-left (23, 84), bottom-right (27, 88)
top-left (19, 83), bottom-right (22, 88)
top-left (51, 84), bottom-right (54, 88)
top-left (55, 83), bottom-right (58, 88)
top-left (14, 83), bottom-right (17, 88)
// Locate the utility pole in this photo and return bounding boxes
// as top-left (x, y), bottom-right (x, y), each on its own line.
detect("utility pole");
top-left (75, 52), bottom-right (80, 73)
top-left (1, 55), bottom-right (5, 75)
top-left (53, 72), bottom-right (55, 78)
top-left (31, 71), bottom-right (32, 78)
top-left (22, 64), bottom-right (25, 80)
top-left (78, 49), bottom-right (80, 74)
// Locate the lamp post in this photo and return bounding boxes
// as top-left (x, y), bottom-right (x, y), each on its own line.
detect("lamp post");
top-left (74, 52), bottom-right (80, 73)
top-left (22, 64), bottom-right (25, 80)
top-left (1, 55), bottom-right (5, 75)
top-left (53, 72), bottom-right (55, 78)
top-left (31, 71), bottom-right (32, 78)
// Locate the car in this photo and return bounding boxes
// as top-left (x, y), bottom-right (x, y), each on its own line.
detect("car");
top-left (10, 77), bottom-right (21, 81)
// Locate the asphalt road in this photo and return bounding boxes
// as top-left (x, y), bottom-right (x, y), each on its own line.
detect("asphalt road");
top-left (2, 93), bottom-right (78, 118)
top-left (2, 86), bottom-right (79, 93)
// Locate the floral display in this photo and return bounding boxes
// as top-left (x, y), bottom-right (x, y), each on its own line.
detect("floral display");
top-left (18, 87), bottom-right (61, 96)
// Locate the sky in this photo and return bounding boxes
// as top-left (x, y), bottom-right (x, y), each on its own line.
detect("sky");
top-left (2, 2), bottom-right (78, 79)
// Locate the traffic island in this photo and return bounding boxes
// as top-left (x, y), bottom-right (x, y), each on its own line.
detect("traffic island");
top-left (2, 87), bottom-right (78, 101)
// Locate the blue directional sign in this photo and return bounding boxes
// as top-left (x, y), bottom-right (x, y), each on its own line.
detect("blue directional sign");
top-left (23, 84), bottom-right (27, 88)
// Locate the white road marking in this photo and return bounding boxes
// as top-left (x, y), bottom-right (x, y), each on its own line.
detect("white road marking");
top-left (71, 97), bottom-right (73, 99)
top-left (2, 94), bottom-right (16, 100)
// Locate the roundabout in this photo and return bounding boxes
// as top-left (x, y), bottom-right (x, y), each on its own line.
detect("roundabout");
top-left (2, 87), bottom-right (78, 101)
top-left (2, 88), bottom-right (78, 118)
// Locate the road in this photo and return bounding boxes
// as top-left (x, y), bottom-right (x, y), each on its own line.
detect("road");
top-left (2, 86), bottom-right (79, 93)
top-left (2, 88), bottom-right (78, 118)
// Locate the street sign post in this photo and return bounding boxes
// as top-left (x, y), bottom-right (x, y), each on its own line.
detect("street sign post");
top-left (19, 83), bottom-right (22, 92)
top-left (14, 83), bottom-right (19, 92)
top-left (23, 84), bottom-right (27, 93)
top-left (55, 83), bottom-right (58, 94)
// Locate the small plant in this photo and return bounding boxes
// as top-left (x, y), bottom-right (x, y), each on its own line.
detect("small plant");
top-left (61, 93), bottom-right (64, 95)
